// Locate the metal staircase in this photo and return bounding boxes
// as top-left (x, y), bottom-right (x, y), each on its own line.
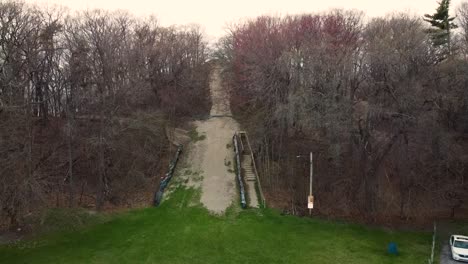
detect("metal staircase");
top-left (242, 155), bottom-right (256, 181)
top-left (236, 131), bottom-right (266, 208)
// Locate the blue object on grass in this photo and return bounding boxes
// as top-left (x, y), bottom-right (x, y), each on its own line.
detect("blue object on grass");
top-left (387, 242), bottom-right (398, 255)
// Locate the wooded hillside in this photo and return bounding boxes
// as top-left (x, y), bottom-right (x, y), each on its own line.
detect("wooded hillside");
top-left (0, 1), bottom-right (210, 228)
top-left (218, 9), bottom-right (468, 225)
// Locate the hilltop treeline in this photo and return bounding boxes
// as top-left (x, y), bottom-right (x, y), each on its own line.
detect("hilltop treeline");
top-left (219, 9), bottom-right (468, 224)
top-left (0, 1), bottom-right (210, 226)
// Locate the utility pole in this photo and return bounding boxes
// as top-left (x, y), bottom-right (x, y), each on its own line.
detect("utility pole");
top-left (297, 152), bottom-right (315, 215)
top-left (309, 152), bottom-right (313, 215)
top-left (309, 152), bottom-right (313, 196)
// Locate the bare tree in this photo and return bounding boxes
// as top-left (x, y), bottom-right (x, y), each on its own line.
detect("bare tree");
top-left (0, 1), bottom-right (211, 225)
top-left (220, 11), bottom-right (468, 223)
top-left (457, 1), bottom-right (468, 56)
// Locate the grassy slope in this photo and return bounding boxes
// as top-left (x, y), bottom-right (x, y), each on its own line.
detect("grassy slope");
top-left (0, 188), bottom-right (431, 264)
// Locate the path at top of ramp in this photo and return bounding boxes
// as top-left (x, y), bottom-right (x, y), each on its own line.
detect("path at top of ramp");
top-left (187, 66), bottom-right (239, 213)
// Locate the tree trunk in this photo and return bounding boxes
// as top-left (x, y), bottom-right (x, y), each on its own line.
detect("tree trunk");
top-left (67, 103), bottom-right (74, 207)
top-left (96, 90), bottom-right (106, 211)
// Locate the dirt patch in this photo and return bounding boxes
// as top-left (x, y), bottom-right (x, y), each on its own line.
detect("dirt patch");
top-left (185, 66), bottom-right (239, 213)
top-left (0, 230), bottom-right (23, 245)
top-left (166, 126), bottom-right (191, 146)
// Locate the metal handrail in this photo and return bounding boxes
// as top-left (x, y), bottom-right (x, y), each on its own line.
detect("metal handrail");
top-left (238, 131), bottom-right (246, 153)
top-left (154, 144), bottom-right (183, 206)
top-left (233, 133), bottom-right (247, 208)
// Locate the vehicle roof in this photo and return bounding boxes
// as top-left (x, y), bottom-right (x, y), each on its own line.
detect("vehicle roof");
top-left (453, 235), bottom-right (468, 241)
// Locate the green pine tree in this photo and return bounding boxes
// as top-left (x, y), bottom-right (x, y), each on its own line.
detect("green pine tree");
top-left (424, 0), bottom-right (457, 55)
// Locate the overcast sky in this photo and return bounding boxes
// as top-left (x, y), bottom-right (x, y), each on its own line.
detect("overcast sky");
top-left (26, 0), bottom-right (464, 41)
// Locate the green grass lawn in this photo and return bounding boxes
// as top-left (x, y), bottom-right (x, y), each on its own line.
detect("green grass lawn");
top-left (0, 188), bottom-right (431, 264)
